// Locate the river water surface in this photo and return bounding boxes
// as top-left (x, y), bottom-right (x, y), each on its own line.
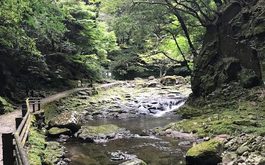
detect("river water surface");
top-left (63, 83), bottom-right (191, 165)
top-left (64, 109), bottom-right (189, 164)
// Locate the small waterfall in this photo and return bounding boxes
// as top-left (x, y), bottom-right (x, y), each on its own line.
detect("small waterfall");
top-left (153, 100), bottom-right (186, 117)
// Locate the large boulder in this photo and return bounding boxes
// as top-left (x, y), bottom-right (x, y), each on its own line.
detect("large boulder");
top-left (49, 111), bottom-right (80, 132)
top-left (75, 124), bottom-right (131, 143)
top-left (144, 81), bottom-right (159, 88)
top-left (192, 1), bottom-right (264, 97)
top-left (160, 76), bottom-right (177, 86)
top-left (186, 139), bottom-right (223, 165)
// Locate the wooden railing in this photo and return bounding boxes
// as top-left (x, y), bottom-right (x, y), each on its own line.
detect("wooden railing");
top-left (2, 98), bottom-right (41, 165)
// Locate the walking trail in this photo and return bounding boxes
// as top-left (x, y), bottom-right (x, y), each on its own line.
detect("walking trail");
top-left (0, 87), bottom-right (97, 165)
top-left (0, 82), bottom-right (122, 164)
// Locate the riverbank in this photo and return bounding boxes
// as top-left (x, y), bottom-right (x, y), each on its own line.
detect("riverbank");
top-left (27, 78), bottom-right (265, 164)
top-left (153, 82), bottom-right (265, 164)
top-left (32, 76), bottom-right (192, 165)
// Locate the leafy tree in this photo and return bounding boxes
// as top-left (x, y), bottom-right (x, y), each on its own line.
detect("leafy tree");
top-left (0, 0), bottom-right (118, 100)
top-left (101, 0), bottom-right (199, 78)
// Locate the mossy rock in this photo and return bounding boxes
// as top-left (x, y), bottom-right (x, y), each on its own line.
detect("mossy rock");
top-left (233, 120), bottom-right (259, 127)
top-left (43, 102), bottom-right (62, 123)
top-left (0, 96), bottom-right (14, 114)
top-left (43, 142), bottom-right (65, 165)
top-left (253, 24), bottom-right (265, 35)
top-left (160, 76), bottom-right (177, 86)
top-left (236, 145), bottom-right (249, 155)
top-left (47, 127), bottom-right (71, 137)
top-left (28, 128), bottom-right (65, 165)
top-left (76, 124), bottom-right (125, 142)
top-left (239, 68), bottom-right (261, 88)
top-left (186, 139), bottom-right (223, 165)
top-left (49, 111), bottom-right (80, 132)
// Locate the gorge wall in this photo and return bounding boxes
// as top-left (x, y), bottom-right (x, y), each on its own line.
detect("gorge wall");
top-left (192, 0), bottom-right (265, 96)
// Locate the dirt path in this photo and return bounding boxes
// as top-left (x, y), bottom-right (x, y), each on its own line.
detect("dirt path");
top-left (0, 82), bottom-right (123, 164)
top-left (0, 87), bottom-right (87, 165)
top-left (0, 88), bottom-right (89, 164)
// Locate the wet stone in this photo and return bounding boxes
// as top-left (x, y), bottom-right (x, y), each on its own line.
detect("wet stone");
top-left (109, 151), bottom-right (137, 161)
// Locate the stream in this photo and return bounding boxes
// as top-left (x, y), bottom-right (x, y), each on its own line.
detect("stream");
top-left (64, 114), bottom-right (187, 165)
top-left (61, 82), bottom-right (191, 165)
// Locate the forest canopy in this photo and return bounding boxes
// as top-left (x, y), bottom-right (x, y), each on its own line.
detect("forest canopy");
top-left (0, 0), bottom-right (231, 99)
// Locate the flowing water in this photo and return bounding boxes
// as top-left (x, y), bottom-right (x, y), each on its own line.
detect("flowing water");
top-left (64, 101), bottom-right (189, 165)
top-left (65, 103), bottom-right (187, 165)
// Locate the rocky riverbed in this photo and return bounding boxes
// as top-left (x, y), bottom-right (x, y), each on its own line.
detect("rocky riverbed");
top-left (39, 79), bottom-right (265, 165)
top-left (45, 77), bottom-right (191, 133)
top-left (42, 77), bottom-right (195, 164)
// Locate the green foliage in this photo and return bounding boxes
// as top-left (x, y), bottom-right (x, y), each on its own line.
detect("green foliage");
top-left (28, 128), bottom-right (46, 165)
top-left (158, 87), bottom-right (265, 137)
top-left (24, 0), bottom-right (67, 54)
top-left (0, 97), bottom-right (14, 114)
top-left (110, 48), bottom-right (148, 79)
top-left (79, 124), bottom-right (120, 136)
top-left (0, 0), bottom-right (40, 56)
top-left (0, 0), bottom-right (119, 99)
top-left (100, 0), bottom-right (202, 78)
top-left (28, 126), bottom-right (65, 165)
top-left (71, 54), bottom-right (104, 80)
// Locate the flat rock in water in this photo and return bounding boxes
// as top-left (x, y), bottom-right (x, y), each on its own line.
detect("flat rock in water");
top-left (48, 127), bottom-right (71, 137)
top-left (109, 151), bottom-right (137, 161)
top-left (78, 91), bottom-right (88, 96)
top-left (166, 131), bottom-right (196, 141)
top-left (76, 124), bottom-right (131, 143)
top-left (119, 158), bottom-right (147, 165)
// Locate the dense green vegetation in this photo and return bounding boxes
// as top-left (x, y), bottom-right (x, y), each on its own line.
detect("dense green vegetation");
top-left (0, 0), bottom-right (117, 101)
top-left (100, 0), bottom-right (207, 79)
top-left (0, 0), bottom-right (221, 101)
top-left (1, 0), bottom-right (265, 164)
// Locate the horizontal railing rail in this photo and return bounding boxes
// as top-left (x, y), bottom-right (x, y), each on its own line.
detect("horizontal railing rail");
top-left (2, 98), bottom-right (41, 165)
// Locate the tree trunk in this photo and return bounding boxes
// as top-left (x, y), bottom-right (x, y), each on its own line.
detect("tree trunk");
top-left (170, 8), bottom-right (198, 57)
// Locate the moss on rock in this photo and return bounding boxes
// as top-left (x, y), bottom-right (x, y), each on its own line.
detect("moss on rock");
top-left (186, 139), bottom-right (223, 165)
top-left (43, 142), bottom-right (65, 165)
top-left (49, 111), bottom-right (80, 132)
top-left (43, 102), bottom-right (62, 123)
top-left (28, 129), bottom-right (46, 165)
top-left (76, 124), bottom-right (127, 142)
top-left (154, 86), bottom-right (265, 139)
top-left (187, 140), bottom-right (223, 157)
top-left (79, 124), bottom-right (119, 136)
top-left (28, 127), bottom-right (65, 165)
top-left (47, 127), bottom-right (71, 137)
top-left (160, 76), bottom-right (177, 86)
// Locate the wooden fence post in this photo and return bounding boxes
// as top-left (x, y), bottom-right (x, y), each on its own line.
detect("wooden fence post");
top-left (38, 100), bottom-right (41, 111)
top-left (16, 118), bottom-right (23, 129)
top-left (21, 104), bottom-right (27, 117)
top-left (32, 101), bottom-right (35, 113)
top-left (2, 133), bottom-right (15, 165)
